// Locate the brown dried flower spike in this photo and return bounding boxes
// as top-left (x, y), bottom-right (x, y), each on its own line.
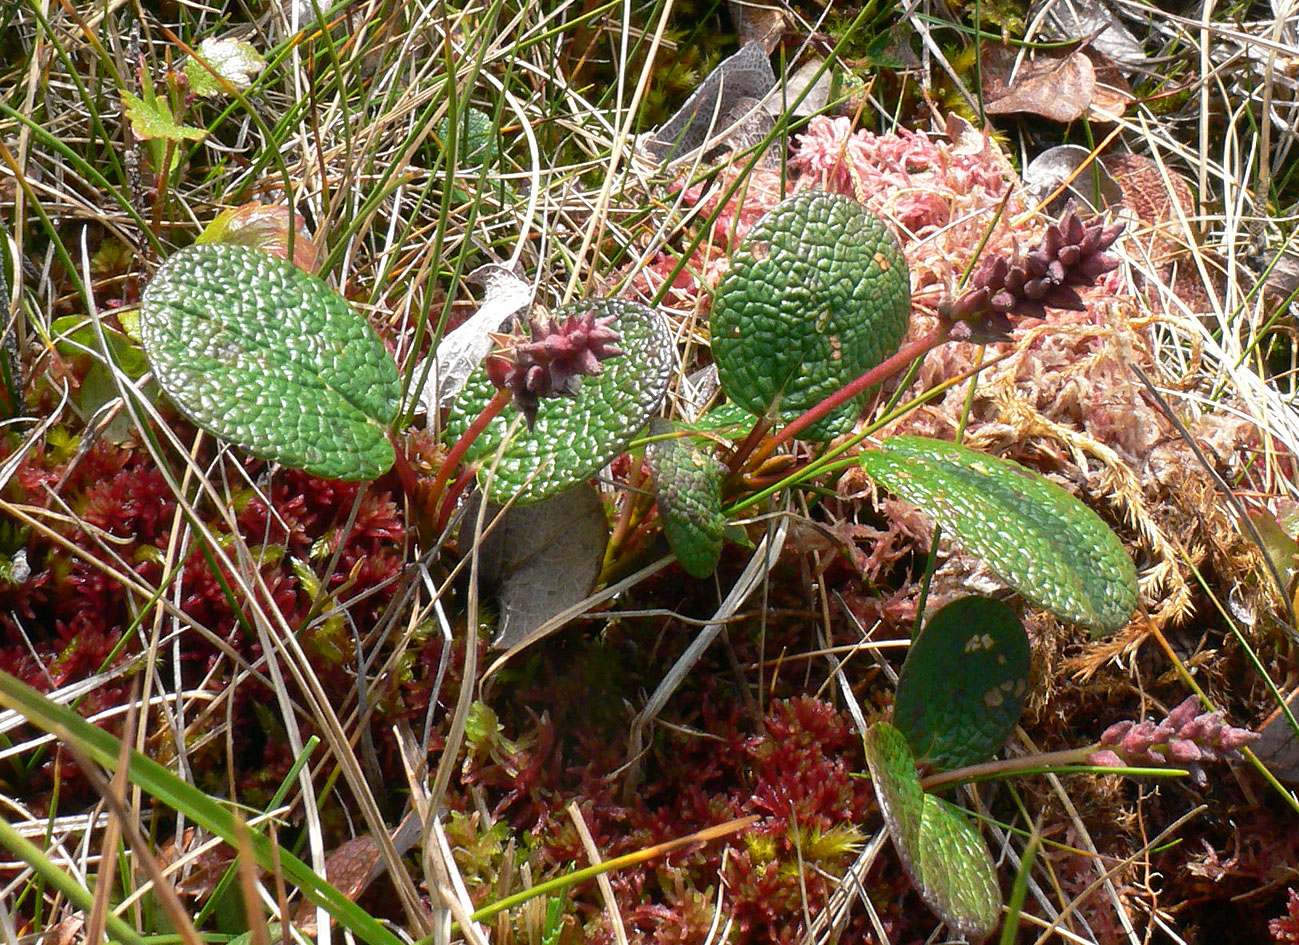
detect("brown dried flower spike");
top-left (945, 202), bottom-right (1125, 339)
top-left (485, 308), bottom-right (625, 427)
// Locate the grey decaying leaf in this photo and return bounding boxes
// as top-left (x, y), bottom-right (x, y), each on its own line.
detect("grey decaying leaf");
top-left (1022, 145), bottom-right (1123, 215)
top-left (415, 263), bottom-right (532, 419)
top-left (471, 482), bottom-right (609, 649)
top-left (1035, 0), bottom-right (1148, 73)
top-left (644, 42), bottom-right (776, 164)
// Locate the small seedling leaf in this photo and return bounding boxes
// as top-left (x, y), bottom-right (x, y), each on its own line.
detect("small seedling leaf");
top-left (447, 299), bottom-right (673, 505)
top-left (859, 436), bottom-right (1137, 634)
top-left (646, 421), bottom-right (727, 578)
top-left (141, 243), bottom-right (401, 480)
top-left (894, 597), bottom-right (1029, 769)
top-left (864, 721), bottom-right (1002, 943)
top-left (711, 192), bottom-right (910, 440)
top-left (122, 91), bottom-right (206, 143)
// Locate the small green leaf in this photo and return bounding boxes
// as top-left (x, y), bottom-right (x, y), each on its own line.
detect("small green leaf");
top-left (864, 721), bottom-right (1002, 943)
top-left (52, 315), bottom-right (150, 379)
top-left (710, 192), bottom-right (910, 440)
top-left (185, 37), bottom-right (266, 98)
top-left (894, 597), bottom-right (1029, 770)
top-left (447, 299), bottom-right (673, 504)
top-left (121, 91), bottom-right (206, 142)
top-left (646, 421), bottom-right (727, 578)
top-left (141, 243), bottom-right (401, 481)
top-left (860, 436), bottom-right (1137, 634)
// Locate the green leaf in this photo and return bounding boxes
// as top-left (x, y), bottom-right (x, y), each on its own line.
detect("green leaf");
top-left (864, 721), bottom-right (1002, 943)
top-left (447, 299), bottom-right (673, 504)
top-left (141, 244), bottom-right (401, 480)
top-left (859, 436), bottom-right (1137, 634)
top-left (894, 597), bottom-right (1029, 770)
top-left (185, 37), bottom-right (266, 98)
top-left (121, 91), bottom-right (206, 142)
top-left (52, 314), bottom-right (150, 379)
top-left (646, 421), bottom-right (727, 578)
top-left (710, 192), bottom-right (910, 440)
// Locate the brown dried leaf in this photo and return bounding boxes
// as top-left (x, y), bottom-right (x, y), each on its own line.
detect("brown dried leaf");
top-left (1083, 49), bottom-right (1132, 121)
top-left (981, 45), bottom-right (1095, 122)
top-left (728, 0), bottom-right (785, 51)
top-left (1252, 691), bottom-right (1299, 786)
top-left (293, 834), bottom-right (383, 931)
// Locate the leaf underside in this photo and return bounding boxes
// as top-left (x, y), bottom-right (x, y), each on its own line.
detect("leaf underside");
top-left (894, 596), bottom-right (1030, 770)
top-left (864, 721), bottom-right (1002, 944)
top-left (448, 299), bottom-right (674, 505)
top-left (710, 191), bottom-right (910, 440)
top-left (859, 436), bottom-right (1138, 634)
top-left (141, 243), bottom-right (400, 481)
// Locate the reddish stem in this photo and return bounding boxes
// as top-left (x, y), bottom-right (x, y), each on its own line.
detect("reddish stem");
top-left (425, 388), bottom-right (512, 519)
top-left (434, 462), bottom-right (481, 536)
top-left (745, 324), bottom-right (950, 473)
top-left (387, 431), bottom-right (419, 500)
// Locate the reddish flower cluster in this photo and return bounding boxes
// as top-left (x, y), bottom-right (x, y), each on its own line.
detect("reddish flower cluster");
top-left (485, 309), bottom-right (625, 427)
top-left (1087, 696), bottom-right (1258, 786)
top-left (945, 201), bottom-right (1125, 338)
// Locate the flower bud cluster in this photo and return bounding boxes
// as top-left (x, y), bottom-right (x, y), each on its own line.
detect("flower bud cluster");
top-left (485, 309), bottom-right (625, 427)
top-left (944, 203), bottom-right (1124, 337)
top-left (1086, 696), bottom-right (1259, 786)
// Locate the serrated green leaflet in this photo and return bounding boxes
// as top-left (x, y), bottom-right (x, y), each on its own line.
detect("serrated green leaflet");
top-left (895, 597), bottom-right (1029, 770)
top-left (860, 436), bottom-right (1137, 634)
top-left (141, 244), bottom-right (400, 481)
top-left (448, 299), bottom-right (673, 504)
top-left (710, 192), bottom-right (910, 440)
top-left (646, 421), bottom-right (727, 578)
top-left (864, 722), bottom-right (1002, 943)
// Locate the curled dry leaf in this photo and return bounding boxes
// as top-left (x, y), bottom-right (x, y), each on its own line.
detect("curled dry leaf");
top-left (981, 44), bottom-right (1095, 123)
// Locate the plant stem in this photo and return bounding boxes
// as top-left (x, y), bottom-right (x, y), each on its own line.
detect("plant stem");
top-left (425, 387), bottom-right (512, 519)
top-left (387, 430), bottom-right (419, 500)
top-left (745, 324), bottom-right (951, 472)
top-left (920, 746), bottom-right (1099, 792)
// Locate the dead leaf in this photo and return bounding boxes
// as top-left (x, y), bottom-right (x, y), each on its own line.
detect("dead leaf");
top-left (728, 0), bottom-right (785, 51)
top-left (473, 482), bottom-right (609, 649)
top-left (417, 263), bottom-right (532, 416)
top-left (1252, 691), bottom-right (1299, 786)
top-left (1022, 144), bottom-right (1123, 213)
top-left (644, 42), bottom-right (776, 164)
top-left (1039, 0), bottom-right (1148, 73)
top-left (1083, 49), bottom-right (1132, 121)
top-left (981, 44), bottom-right (1095, 122)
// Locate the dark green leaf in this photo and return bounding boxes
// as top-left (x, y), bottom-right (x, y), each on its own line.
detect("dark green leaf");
top-left (894, 597), bottom-right (1029, 770)
top-left (860, 436), bottom-right (1137, 634)
top-left (646, 421), bottom-right (727, 578)
top-left (710, 192), bottom-right (910, 440)
top-left (141, 244), bottom-right (401, 481)
top-left (864, 722), bottom-right (1002, 943)
top-left (447, 299), bottom-right (673, 504)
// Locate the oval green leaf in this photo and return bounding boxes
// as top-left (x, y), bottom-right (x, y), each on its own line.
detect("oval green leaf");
top-left (710, 191), bottom-right (910, 440)
top-left (447, 299), bottom-right (673, 505)
top-left (894, 597), bottom-right (1030, 770)
top-left (859, 436), bottom-right (1138, 634)
top-left (646, 421), bottom-right (728, 578)
top-left (864, 721), bottom-right (1002, 944)
top-left (141, 244), bottom-right (400, 481)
